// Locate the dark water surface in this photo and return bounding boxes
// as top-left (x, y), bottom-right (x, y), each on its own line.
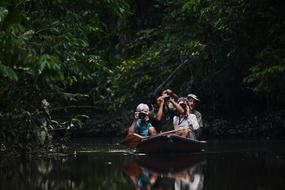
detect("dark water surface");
top-left (1, 139), bottom-right (285, 190)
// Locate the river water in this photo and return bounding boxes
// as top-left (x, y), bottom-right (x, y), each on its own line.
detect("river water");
top-left (1, 139), bottom-right (285, 190)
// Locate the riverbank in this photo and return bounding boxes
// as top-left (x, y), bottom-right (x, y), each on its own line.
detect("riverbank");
top-left (81, 110), bottom-right (285, 140)
top-left (1, 109), bottom-right (284, 154)
top-left (203, 111), bottom-right (285, 139)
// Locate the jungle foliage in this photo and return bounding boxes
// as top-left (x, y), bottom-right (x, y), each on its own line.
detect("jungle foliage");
top-left (0, 0), bottom-right (285, 146)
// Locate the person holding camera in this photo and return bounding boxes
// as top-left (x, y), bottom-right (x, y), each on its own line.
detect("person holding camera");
top-left (173, 97), bottom-right (199, 139)
top-left (150, 89), bottom-right (184, 132)
top-left (128, 103), bottom-right (157, 137)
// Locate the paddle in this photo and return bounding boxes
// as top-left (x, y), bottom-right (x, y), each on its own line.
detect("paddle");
top-left (121, 127), bottom-right (192, 149)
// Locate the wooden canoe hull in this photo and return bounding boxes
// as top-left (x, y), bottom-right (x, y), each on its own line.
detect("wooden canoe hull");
top-left (136, 135), bottom-right (206, 153)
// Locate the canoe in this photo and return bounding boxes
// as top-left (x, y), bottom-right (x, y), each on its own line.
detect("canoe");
top-left (136, 134), bottom-right (206, 153)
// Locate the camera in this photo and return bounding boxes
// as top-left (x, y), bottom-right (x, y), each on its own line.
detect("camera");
top-left (138, 112), bottom-right (146, 119)
top-left (179, 103), bottom-right (187, 109)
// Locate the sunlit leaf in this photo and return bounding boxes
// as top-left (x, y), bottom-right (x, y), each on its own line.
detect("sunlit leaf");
top-left (0, 63), bottom-right (18, 81)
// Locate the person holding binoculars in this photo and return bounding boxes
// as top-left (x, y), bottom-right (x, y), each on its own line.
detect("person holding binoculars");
top-left (150, 89), bottom-right (184, 133)
top-left (173, 97), bottom-right (199, 139)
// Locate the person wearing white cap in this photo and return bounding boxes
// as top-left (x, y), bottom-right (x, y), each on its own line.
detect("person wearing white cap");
top-left (128, 103), bottom-right (157, 137)
top-left (187, 94), bottom-right (203, 139)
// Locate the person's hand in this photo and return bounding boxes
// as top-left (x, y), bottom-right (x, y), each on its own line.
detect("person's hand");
top-left (157, 96), bottom-right (164, 105)
top-left (161, 93), bottom-right (170, 100)
top-left (186, 104), bottom-right (190, 114)
top-left (165, 89), bottom-right (173, 95)
top-left (134, 112), bottom-right (139, 120)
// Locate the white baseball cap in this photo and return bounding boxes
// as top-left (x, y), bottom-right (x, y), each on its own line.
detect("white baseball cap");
top-left (136, 103), bottom-right (150, 112)
top-left (187, 94), bottom-right (200, 102)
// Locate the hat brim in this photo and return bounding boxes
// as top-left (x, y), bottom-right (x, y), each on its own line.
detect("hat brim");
top-left (187, 95), bottom-right (200, 102)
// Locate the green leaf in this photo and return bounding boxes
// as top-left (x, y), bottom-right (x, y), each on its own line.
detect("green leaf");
top-left (35, 58), bottom-right (46, 75)
top-left (21, 30), bottom-right (35, 41)
top-left (0, 63), bottom-right (18, 81)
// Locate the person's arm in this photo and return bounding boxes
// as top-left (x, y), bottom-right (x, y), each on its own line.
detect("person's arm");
top-left (128, 120), bottom-right (136, 135)
top-left (169, 98), bottom-right (184, 114)
top-left (155, 96), bottom-right (165, 121)
top-left (173, 116), bottom-right (179, 130)
top-left (128, 113), bottom-right (138, 135)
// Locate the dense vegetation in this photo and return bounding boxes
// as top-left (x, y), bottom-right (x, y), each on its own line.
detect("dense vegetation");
top-left (0, 0), bottom-right (284, 150)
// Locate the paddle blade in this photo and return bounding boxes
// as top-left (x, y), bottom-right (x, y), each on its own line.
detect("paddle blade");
top-left (121, 133), bottom-right (144, 148)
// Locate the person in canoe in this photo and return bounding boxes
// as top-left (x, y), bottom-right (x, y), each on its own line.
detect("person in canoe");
top-left (128, 103), bottom-right (157, 137)
top-left (187, 94), bottom-right (203, 139)
top-left (149, 89), bottom-right (184, 133)
top-left (173, 97), bottom-right (199, 139)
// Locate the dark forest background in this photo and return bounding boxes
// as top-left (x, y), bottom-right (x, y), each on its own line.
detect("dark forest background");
top-left (0, 0), bottom-right (285, 150)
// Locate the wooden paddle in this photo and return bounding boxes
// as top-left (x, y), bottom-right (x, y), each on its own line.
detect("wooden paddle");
top-left (121, 127), bottom-right (192, 149)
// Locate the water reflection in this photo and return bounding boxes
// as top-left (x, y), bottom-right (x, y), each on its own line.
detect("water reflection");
top-left (173, 162), bottom-right (204, 190)
top-left (1, 140), bottom-right (285, 190)
top-left (125, 155), bottom-right (206, 190)
top-left (0, 153), bottom-right (134, 190)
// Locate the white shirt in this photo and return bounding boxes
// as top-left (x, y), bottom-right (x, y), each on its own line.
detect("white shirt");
top-left (173, 113), bottom-right (199, 130)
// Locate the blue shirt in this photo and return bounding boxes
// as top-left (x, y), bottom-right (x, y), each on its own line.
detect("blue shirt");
top-left (135, 119), bottom-right (152, 137)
